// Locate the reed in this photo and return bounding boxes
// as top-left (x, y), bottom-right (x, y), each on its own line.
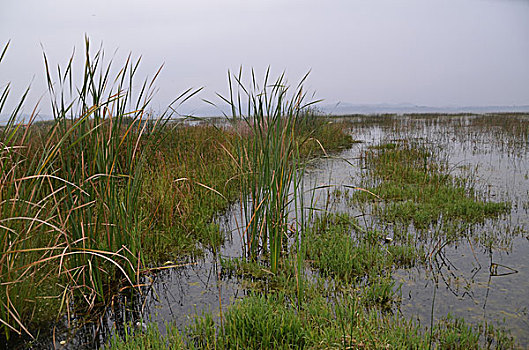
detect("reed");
top-left (0, 39), bottom-right (168, 339)
top-left (221, 68), bottom-right (316, 274)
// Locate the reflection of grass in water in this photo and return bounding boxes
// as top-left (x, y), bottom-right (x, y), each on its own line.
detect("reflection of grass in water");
top-left (355, 142), bottom-right (510, 230)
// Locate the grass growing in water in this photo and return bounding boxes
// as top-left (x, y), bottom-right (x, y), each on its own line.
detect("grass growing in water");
top-left (139, 124), bottom-right (240, 259)
top-left (103, 125), bottom-right (519, 349)
top-left (138, 114), bottom-right (353, 262)
top-left (5, 39), bottom-right (520, 348)
top-left (355, 141), bottom-right (510, 231)
top-left (106, 116), bottom-right (522, 349)
top-left (108, 242), bottom-right (515, 349)
top-left (220, 69), bottom-right (315, 274)
top-left (305, 213), bottom-right (419, 283)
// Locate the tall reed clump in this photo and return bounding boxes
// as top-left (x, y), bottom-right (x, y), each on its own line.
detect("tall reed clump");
top-left (222, 69), bottom-right (315, 274)
top-left (0, 39), bottom-right (162, 339)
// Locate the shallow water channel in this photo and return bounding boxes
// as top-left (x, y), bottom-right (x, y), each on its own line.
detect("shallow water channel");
top-left (32, 115), bottom-right (529, 348)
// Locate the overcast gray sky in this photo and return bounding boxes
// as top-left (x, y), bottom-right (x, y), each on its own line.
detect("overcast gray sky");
top-left (1, 0), bottom-right (528, 114)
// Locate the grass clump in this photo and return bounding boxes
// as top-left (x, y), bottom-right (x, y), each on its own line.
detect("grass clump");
top-left (0, 39), bottom-right (160, 339)
top-left (305, 213), bottom-right (420, 282)
top-left (357, 142), bottom-right (510, 230)
top-left (432, 314), bottom-right (515, 350)
top-left (139, 125), bottom-right (240, 259)
top-left (107, 322), bottom-right (187, 350)
top-left (107, 281), bottom-right (516, 349)
top-left (190, 293), bottom-right (306, 349)
top-left (222, 69), bottom-right (331, 274)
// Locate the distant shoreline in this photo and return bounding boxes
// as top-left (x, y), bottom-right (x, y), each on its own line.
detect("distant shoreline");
top-left (2, 106), bottom-right (529, 124)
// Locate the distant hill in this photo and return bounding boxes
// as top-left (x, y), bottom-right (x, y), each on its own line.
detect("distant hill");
top-left (0, 114), bottom-right (54, 124)
top-left (317, 103), bottom-right (529, 115)
top-left (176, 102), bottom-right (529, 117)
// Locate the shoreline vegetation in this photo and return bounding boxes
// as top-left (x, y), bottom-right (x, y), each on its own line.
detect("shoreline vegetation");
top-left (1, 41), bottom-right (525, 348)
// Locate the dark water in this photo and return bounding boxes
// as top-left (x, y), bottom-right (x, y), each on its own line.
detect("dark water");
top-left (16, 115), bottom-right (529, 348)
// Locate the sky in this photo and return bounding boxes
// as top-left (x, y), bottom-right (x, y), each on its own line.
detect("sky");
top-left (1, 0), bottom-right (528, 115)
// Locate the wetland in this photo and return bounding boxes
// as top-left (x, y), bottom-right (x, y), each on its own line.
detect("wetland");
top-left (1, 43), bottom-right (528, 349)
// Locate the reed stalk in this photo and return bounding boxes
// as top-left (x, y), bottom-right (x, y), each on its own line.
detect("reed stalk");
top-left (0, 38), bottom-right (166, 339)
top-left (222, 68), bottom-right (316, 274)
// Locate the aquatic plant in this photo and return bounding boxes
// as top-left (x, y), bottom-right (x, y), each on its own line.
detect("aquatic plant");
top-left (305, 213), bottom-right (420, 283)
top-left (356, 142), bottom-right (511, 230)
top-left (107, 275), bottom-right (516, 349)
top-left (0, 38), bottom-right (174, 339)
top-left (220, 68), bottom-right (316, 274)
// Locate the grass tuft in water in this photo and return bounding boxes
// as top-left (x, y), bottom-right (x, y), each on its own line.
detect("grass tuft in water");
top-left (305, 213), bottom-right (420, 283)
top-left (356, 142), bottom-right (510, 230)
top-left (0, 38), bottom-right (175, 339)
